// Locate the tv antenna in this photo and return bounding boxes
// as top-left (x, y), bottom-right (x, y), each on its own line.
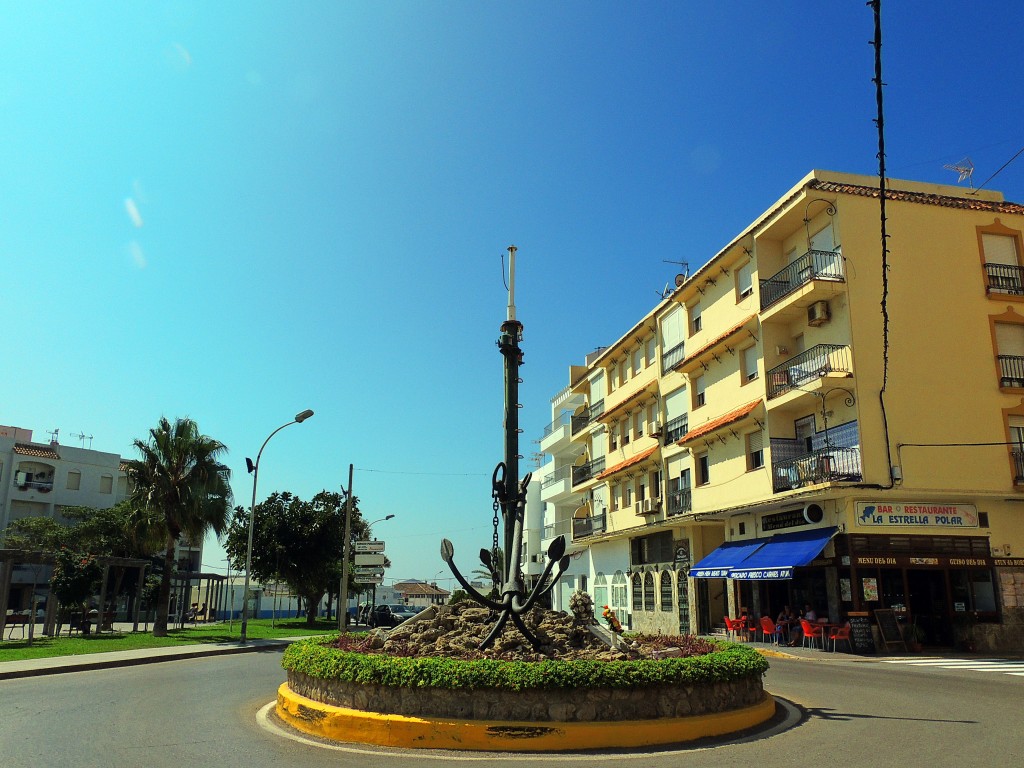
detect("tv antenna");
top-left (46, 428), bottom-right (60, 445)
top-left (658, 259), bottom-right (689, 297)
top-left (73, 431), bottom-right (94, 448)
top-left (943, 157), bottom-right (974, 188)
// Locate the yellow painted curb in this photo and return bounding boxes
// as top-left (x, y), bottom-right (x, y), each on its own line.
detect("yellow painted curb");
top-left (276, 682), bottom-right (775, 752)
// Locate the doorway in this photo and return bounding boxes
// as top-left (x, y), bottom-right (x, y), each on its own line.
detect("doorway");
top-left (906, 570), bottom-right (951, 646)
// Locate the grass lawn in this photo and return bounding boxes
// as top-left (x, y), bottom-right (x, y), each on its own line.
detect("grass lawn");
top-left (0, 618), bottom-right (342, 663)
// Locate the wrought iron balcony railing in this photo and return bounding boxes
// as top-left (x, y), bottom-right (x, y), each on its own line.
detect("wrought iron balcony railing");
top-left (572, 511), bottom-right (607, 540)
top-left (998, 355), bottom-right (1024, 388)
top-left (985, 263), bottom-right (1024, 296)
top-left (571, 456), bottom-right (606, 486)
top-left (1013, 448), bottom-right (1024, 485)
top-left (663, 415), bottom-right (689, 445)
top-left (760, 249), bottom-right (844, 309)
top-left (661, 341), bottom-right (686, 373)
top-left (666, 487), bottom-right (692, 517)
top-left (771, 445), bottom-right (862, 492)
top-left (765, 344), bottom-right (853, 399)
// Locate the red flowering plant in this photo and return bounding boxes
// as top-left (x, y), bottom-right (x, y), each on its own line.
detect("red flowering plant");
top-left (601, 605), bottom-right (623, 634)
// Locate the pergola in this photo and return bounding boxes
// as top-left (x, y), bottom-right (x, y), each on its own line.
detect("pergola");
top-left (0, 549), bottom-right (151, 637)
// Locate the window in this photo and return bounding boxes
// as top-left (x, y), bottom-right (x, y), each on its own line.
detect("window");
top-left (633, 348), bottom-right (642, 375)
top-left (995, 323), bottom-right (1024, 387)
top-left (625, 485), bottom-right (633, 506)
top-left (795, 415), bottom-right (816, 452)
top-left (983, 233), bottom-right (1020, 266)
top-left (631, 574), bottom-right (643, 612)
top-left (612, 571), bottom-right (628, 608)
top-left (747, 430), bottom-right (764, 470)
top-left (634, 411), bottom-right (643, 438)
top-left (622, 420), bottom-right (631, 446)
top-left (689, 301), bottom-right (702, 334)
top-left (619, 359), bottom-right (629, 384)
top-left (611, 483), bottom-right (620, 511)
top-left (660, 571), bottom-right (673, 612)
top-left (99, 474), bottom-right (113, 494)
top-left (696, 452), bottom-right (710, 486)
top-left (736, 260), bottom-right (754, 299)
top-left (610, 424), bottom-right (618, 451)
top-left (594, 573), bottom-right (608, 609)
top-left (643, 573), bottom-right (655, 612)
top-left (646, 337), bottom-right (656, 367)
top-left (694, 375), bottom-right (706, 408)
top-left (66, 470), bottom-right (81, 490)
top-left (741, 346), bottom-right (758, 382)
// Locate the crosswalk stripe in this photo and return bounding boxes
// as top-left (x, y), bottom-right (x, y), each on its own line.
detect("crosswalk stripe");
top-left (878, 657), bottom-right (1024, 678)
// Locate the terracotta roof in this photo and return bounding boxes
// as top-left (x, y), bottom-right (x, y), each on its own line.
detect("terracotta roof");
top-left (596, 445), bottom-right (659, 480)
top-left (678, 399), bottom-right (762, 445)
top-left (809, 179), bottom-right (1024, 215)
top-left (675, 315), bottom-right (757, 372)
top-left (393, 581), bottom-right (450, 596)
top-left (13, 443), bottom-right (60, 459)
top-left (597, 382), bottom-right (659, 422)
top-left (119, 461), bottom-right (130, 472)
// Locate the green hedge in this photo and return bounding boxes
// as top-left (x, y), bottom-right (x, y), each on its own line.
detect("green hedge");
top-left (282, 637), bottom-right (768, 692)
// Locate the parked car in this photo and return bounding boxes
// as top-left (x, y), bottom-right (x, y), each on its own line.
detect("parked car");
top-left (368, 604), bottom-right (420, 628)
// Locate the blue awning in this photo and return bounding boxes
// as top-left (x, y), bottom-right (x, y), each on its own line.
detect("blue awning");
top-left (728, 526), bottom-right (839, 581)
top-left (689, 539), bottom-right (767, 579)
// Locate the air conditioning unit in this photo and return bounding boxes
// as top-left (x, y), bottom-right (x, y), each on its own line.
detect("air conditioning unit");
top-left (807, 300), bottom-right (830, 327)
top-left (648, 497), bottom-right (661, 513)
top-left (649, 420), bottom-right (662, 436)
top-left (634, 501), bottom-right (645, 516)
top-left (530, 554), bottom-right (544, 563)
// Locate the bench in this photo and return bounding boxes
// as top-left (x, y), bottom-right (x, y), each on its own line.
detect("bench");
top-left (5, 614), bottom-right (29, 640)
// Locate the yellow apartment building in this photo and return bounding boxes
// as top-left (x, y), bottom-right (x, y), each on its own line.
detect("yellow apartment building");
top-left (538, 169), bottom-right (1024, 652)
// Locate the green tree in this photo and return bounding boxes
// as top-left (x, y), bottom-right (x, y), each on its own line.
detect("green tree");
top-left (471, 546), bottom-right (504, 596)
top-left (224, 490), bottom-right (365, 627)
top-left (125, 417), bottom-right (232, 637)
top-left (50, 548), bottom-right (102, 630)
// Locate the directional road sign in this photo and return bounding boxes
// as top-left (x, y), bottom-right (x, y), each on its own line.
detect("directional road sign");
top-left (354, 540), bottom-right (386, 554)
top-left (354, 553), bottom-right (386, 566)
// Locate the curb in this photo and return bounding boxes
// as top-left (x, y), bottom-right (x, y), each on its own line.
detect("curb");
top-left (275, 682), bottom-right (777, 752)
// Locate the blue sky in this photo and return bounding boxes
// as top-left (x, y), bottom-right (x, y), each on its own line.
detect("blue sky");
top-left (3, 2), bottom-right (1023, 589)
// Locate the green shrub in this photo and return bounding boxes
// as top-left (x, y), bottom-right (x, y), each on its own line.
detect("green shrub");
top-left (282, 637), bottom-right (768, 692)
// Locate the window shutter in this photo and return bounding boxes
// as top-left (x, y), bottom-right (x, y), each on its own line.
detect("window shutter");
top-left (996, 323), bottom-right (1024, 357)
top-left (984, 234), bottom-right (1019, 266)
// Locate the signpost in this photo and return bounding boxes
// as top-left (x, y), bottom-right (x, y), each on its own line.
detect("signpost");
top-left (354, 541), bottom-right (386, 554)
top-left (354, 553), bottom-right (386, 566)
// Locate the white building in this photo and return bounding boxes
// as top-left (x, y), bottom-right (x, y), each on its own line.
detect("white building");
top-left (0, 424), bottom-right (202, 611)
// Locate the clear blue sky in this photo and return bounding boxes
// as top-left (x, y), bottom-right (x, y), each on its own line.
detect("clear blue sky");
top-left (3, 2), bottom-right (1022, 588)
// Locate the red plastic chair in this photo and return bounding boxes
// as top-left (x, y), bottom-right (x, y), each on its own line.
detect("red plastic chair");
top-left (760, 616), bottom-right (784, 645)
top-left (800, 619), bottom-right (824, 650)
top-left (828, 623), bottom-right (852, 653)
top-left (724, 616), bottom-right (745, 641)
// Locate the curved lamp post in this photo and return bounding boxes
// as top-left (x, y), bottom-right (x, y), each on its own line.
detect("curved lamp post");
top-left (365, 515), bottom-right (394, 613)
top-left (240, 409), bottom-right (314, 643)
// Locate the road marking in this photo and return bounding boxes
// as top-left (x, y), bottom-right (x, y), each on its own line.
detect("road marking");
top-left (879, 658), bottom-right (1024, 678)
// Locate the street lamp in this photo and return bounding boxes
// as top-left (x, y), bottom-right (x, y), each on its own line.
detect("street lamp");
top-left (240, 408), bottom-right (314, 643)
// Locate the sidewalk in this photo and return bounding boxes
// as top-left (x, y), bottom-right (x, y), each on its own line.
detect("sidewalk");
top-left (0, 636), bottom-right (302, 680)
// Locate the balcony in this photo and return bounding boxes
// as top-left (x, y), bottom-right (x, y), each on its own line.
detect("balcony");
top-left (540, 413), bottom-right (572, 453)
top-left (661, 341), bottom-right (686, 373)
top-left (663, 415), bottom-right (689, 445)
top-left (571, 399), bottom-right (605, 435)
top-left (666, 487), bottom-right (692, 517)
top-left (1013, 448), bottom-right (1024, 484)
top-left (540, 464), bottom-right (576, 502)
top-left (766, 344), bottom-right (853, 400)
top-left (998, 355), bottom-right (1024, 388)
top-left (760, 249), bottom-right (845, 310)
top-left (985, 263), bottom-right (1024, 296)
top-left (771, 442), bottom-right (862, 492)
top-left (572, 456), bottom-right (606, 486)
top-left (572, 511), bottom-right (607, 541)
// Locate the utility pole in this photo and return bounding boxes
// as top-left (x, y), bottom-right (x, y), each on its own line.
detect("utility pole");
top-left (338, 463), bottom-right (354, 633)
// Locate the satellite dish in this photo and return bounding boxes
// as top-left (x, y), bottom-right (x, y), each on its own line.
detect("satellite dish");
top-left (674, 273), bottom-right (686, 287)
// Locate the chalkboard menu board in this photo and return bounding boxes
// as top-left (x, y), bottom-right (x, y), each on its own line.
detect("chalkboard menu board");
top-left (847, 613), bottom-right (875, 654)
top-left (873, 608), bottom-right (907, 652)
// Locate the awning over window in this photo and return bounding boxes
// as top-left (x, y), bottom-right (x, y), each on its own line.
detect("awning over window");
top-left (689, 540), bottom-right (767, 579)
top-left (728, 527), bottom-right (839, 581)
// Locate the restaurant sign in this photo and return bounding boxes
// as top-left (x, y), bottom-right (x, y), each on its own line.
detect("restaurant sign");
top-left (855, 502), bottom-right (978, 528)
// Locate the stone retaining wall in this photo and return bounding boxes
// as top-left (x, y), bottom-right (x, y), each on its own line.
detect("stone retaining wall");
top-left (287, 670), bottom-right (764, 722)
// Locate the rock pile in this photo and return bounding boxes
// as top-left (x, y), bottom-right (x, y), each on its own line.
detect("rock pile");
top-left (354, 601), bottom-right (673, 661)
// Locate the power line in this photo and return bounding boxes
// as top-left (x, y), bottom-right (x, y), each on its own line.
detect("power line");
top-left (355, 467), bottom-right (489, 477)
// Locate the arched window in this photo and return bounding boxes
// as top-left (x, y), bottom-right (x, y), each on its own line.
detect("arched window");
top-left (611, 571), bottom-right (628, 609)
top-left (660, 570), bottom-right (673, 611)
top-left (643, 572), bottom-right (655, 612)
top-left (594, 572), bottom-right (608, 610)
top-left (631, 573), bottom-right (643, 612)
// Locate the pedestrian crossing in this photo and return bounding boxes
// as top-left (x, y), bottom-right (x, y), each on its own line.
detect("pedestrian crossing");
top-left (879, 657), bottom-right (1024, 678)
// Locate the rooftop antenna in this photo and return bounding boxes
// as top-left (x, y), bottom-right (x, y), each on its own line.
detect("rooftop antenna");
top-left (663, 259), bottom-right (689, 289)
top-left (73, 431), bottom-right (94, 448)
top-left (46, 428), bottom-right (60, 445)
top-left (943, 157), bottom-right (975, 189)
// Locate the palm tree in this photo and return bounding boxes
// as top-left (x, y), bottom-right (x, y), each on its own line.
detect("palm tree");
top-left (125, 417), bottom-right (232, 637)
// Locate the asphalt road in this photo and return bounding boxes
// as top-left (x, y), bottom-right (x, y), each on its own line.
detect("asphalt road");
top-left (4, 651), bottom-right (1022, 767)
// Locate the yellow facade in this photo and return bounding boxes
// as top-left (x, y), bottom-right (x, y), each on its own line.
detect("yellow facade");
top-left (551, 170), bottom-right (1024, 651)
